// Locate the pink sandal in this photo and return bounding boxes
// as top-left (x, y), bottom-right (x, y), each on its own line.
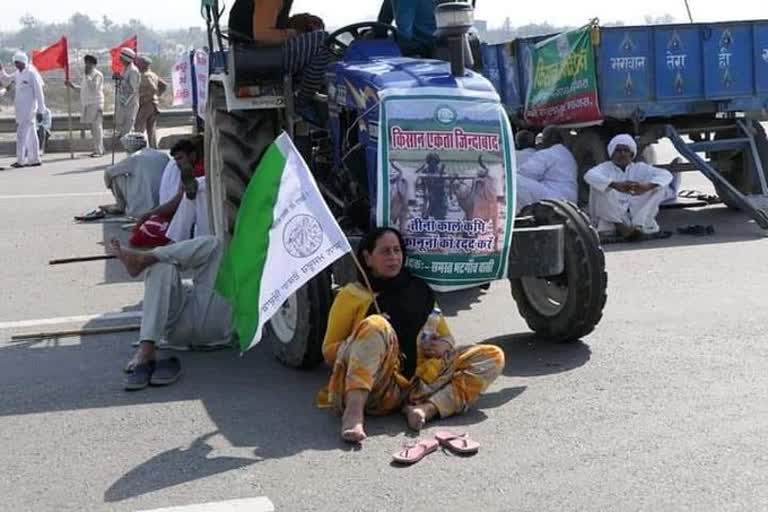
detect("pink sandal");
top-left (392, 438), bottom-right (439, 465)
top-left (434, 431), bottom-right (480, 455)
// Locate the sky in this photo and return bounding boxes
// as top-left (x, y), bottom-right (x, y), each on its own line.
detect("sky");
top-left (0, 0), bottom-right (766, 32)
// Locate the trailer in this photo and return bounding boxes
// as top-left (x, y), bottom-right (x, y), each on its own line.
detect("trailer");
top-left (481, 20), bottom-right (768, 226)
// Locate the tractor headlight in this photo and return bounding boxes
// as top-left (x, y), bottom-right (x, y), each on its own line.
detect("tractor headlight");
top-left (434, 2), bottom-right (474, 38)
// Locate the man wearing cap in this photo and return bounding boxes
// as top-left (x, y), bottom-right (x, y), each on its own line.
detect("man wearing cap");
top-left (66, 55), bottom-right (105, 157)
top-left (134, 55), bottom-right (168, 149)
top-left (3, 52), bottom-right (47, 168)
top-left (584, 133), bottom-right (673, 240)
top-left (115, 48), bottom-right (141, 141)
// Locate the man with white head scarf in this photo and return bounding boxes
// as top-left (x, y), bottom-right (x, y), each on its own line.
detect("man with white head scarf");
top-left (115, 48), bottom-right (141, 140)
top-left (584, 133), bottom-right (673, 240)
top-left (4, 52), bottom-right (47, 168)
top-left (516, 127), bottom-right (579, 211)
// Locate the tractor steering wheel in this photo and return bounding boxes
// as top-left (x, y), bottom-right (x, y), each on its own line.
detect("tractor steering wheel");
top-left (324, 22), bottom-right (402, 58)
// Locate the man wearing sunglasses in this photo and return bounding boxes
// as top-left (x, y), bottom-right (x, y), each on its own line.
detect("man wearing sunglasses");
top-left (584, 133), bottom-right (673, 241)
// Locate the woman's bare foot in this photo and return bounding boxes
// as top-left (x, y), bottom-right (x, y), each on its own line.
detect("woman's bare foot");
top-left (404, 403), bottom-right (438, 431)
top-left (110, 239), bottom-right (154, 277)
top-left (341, 389), bottom-right (368, 443)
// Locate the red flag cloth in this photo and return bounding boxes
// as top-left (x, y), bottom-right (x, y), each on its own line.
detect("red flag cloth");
top-left (32, 37), bottom-right (69, 80)
top-left (110, 36), bottom-right (138, 75)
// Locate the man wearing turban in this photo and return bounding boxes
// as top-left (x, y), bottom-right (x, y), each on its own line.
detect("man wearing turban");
top-left (584, 133), bottom-right (673, 240)
top-left (2, 52), bottom-right (47, 168)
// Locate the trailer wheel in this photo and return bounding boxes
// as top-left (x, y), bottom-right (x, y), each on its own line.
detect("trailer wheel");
top-left (571, 129), bottom-right (608, 207)
top-left (205, 82), bottom-right (330, 368)
top-left (510, 200), bottom-right (607, 342)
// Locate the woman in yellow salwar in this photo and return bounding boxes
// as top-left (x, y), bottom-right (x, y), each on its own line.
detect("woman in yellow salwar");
top-left (319, 227), bottom-right (505, 443)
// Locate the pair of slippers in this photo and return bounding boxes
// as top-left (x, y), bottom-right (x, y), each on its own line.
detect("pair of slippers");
top-left (392, 431), bottom-right (480, 465)
top-left (124, 357), bottom-right (182, 391)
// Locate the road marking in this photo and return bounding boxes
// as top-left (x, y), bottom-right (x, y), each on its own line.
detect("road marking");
top-left (0, 192), bottom-right (111, 200)
top-left (137, 497), bottom-right (275, 512)
top-left (0, 311), bottom-right (142, 330)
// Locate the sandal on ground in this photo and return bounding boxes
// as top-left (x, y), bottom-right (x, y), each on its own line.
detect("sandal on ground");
top-left (434, 431), bottom-right (480, 455)
top-left (74, 207), bottom-right (106, 222)
top-left (124, 361), bottom-right (155, 391)
top-left (150, 357), bottom-right (182, 386)
top-left (676, 224), bottom-right (715, 236)
top-left (392, 438), bottom-right (440, 465)
top-left (10, 162), bottom-right (25, 169)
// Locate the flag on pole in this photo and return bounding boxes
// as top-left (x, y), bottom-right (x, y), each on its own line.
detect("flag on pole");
top-left (216, 132), bottom-right (352, 353)
top-left (32, 37), bottom-right (69, 80)
top-left (110, 36), bottom-right (138, 75)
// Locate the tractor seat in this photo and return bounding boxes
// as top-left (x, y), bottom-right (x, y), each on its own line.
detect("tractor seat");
top-left (231, 41), bottom-right (287, 90)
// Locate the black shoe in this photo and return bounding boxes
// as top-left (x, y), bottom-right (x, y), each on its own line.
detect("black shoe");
top-left (10, 162), bottom-right (25, 168)
top-left (150, 357), bottom-right (182, 386)
top-left (27, 162), bottom-right (42, 167)
top-left (124, 361), bottom-right (155, 391)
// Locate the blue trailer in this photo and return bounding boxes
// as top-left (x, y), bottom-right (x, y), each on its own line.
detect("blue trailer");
top-left (481, 20), bottom-right (768, 227)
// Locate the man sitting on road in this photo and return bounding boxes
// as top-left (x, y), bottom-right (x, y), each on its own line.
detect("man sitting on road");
top-left (584, 133), bottom-right (673, 240)
top-left (114, 236), bottom-right (232, 390)
top-left (516, 127), bottom-right (578, 211)
top-left (515, 129), bottom-right (536, 168)
top-left (130, 138), bottom-right (208, 247)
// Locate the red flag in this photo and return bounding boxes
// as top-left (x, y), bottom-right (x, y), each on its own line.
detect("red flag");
top-left (110, 36), bottom-right (138, 75)
top-left (32, 36), bottom-right (69, 80)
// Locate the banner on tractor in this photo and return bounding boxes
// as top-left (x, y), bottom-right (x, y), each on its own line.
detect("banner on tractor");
top-left (377, 89), bottom-right (516, 289)
top-left (524, 24), bottom-right (602, 127)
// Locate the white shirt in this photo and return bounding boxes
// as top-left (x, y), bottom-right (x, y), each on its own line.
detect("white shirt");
top-left (584, 160), bottom-right (673, 193)
top-left (119, 64), bottom-right (141, 108)
top-left (159, 160), bottom-right (182, 205)
top-left (80, 69), bottom-right (104, 109)
top-left (10, 65), bottom-right (46, 120)
top-left (518, 144), bottom-right (579, 203)
top-left (516, 148), bottom-right (536, 168)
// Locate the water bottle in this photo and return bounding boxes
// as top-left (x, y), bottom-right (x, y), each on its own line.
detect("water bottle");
top-left (420, 307), bottom-right (442, 344)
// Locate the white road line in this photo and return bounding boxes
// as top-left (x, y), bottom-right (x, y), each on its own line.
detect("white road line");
top-left (137, 497), bottom-right (275, 512)
top-left (0, 192), bottom-right (111, 200)
top-left (0, 311), bottom-right (142, 330)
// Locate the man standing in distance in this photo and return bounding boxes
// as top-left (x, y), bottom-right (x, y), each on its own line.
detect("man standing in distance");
top-left (66, 55), bottom-right (105, 157)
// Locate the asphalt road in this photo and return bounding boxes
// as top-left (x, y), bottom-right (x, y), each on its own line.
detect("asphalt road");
top-left (2, 152), bottom-right (768, 511)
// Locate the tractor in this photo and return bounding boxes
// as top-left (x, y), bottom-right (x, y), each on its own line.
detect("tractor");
top-left (201, 0), bottom-right (607, 368)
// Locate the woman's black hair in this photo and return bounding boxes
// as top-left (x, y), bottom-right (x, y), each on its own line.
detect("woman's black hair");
top-left (356, 227), bottom-right (407, 280)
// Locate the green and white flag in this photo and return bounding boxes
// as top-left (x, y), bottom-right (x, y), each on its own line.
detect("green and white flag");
top-left (216, 132), bottom-right (351, 352)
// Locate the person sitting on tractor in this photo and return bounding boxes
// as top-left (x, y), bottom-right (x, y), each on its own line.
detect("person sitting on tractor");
top-left (584, 134), bottom-right (673, 240)
top-left (231, 0), bottom-right (332, 125)
top-left (515, 126), bottom-right (578, 211)
top-left (317, 227), bottom-right (505, 443)
top-left (378, 0), bottom-right (438, 56)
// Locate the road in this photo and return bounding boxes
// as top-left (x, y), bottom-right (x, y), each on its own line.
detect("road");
top-left (2, 151), bottom-right (768, 511)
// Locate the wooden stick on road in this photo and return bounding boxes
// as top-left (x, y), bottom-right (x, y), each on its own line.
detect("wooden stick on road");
top-left (49, 254), bottom-right (116, 265)
top-left (11, 324), bottom-right (140, 341)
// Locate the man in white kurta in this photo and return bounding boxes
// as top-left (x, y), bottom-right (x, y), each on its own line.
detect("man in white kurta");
top-left (516, 127), bottom-right (578, 211)
top-left (112, 236), bottom-right (232, 389)
top-left (584, 134), bottom-right (673, 238)
top-left (115, 48), bottom-right (141, 140)
top-left (103, 133), bottom-right (169, 218)
top-left (6, 52), bottom-right (47, 168)
top-left (66, 54), bottom-right (105, 156)
top-left (515, 130), bottom-right (536, 168)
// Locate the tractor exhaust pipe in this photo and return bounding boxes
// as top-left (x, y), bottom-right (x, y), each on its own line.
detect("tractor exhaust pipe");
top-left (435, 2), bottom-right (475, 77)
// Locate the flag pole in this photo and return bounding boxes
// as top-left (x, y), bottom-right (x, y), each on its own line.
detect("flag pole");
top-left (349, 252), bottom-right (382, 315)
top-left (66, 85), bottom-right (74, 159)
top-left (111, 77), bottom-right (120, 165)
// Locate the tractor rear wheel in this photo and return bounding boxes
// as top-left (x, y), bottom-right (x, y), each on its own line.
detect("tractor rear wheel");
top-left (205, 81), bottom-right (331, 368)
